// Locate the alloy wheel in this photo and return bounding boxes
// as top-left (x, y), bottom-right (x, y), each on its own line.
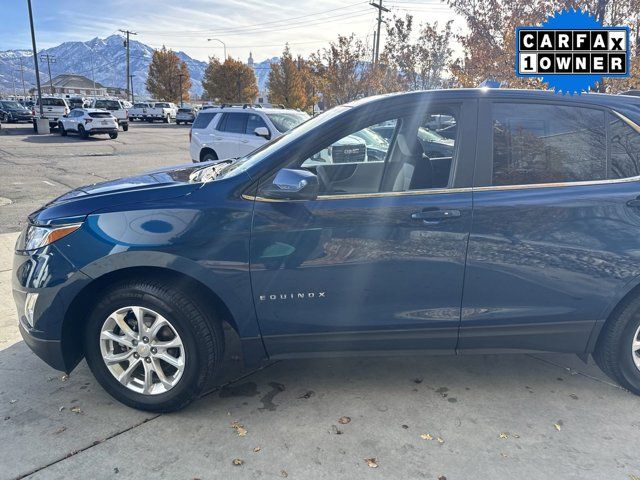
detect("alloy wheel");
top-left (633, 324), bottom-right (640, 371)
top-left (99, 306), bottom-right (185, 395)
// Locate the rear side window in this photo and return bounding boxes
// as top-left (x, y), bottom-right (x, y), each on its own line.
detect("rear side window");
top-left (491, 103), bottom-right (606, 186)
top-left (94, 100), bottom-right (121, 110)
top-left (609, 115), bottom-right (640, 179)
top-left (217, 113), bottom-right (246, 133)
top-left (89, 112), bottom-right (112, 118)
top-left (192, 112), bottom-right (217, 129)
top-left (40, 98), bottom-right (67, 107)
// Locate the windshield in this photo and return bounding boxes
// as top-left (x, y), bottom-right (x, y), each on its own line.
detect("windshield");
top-left (1, 101), bottom-right (23, 110)
top-left (216, 107), bottom-right (347, 179)
top-left (155, 103), bottom-right (170, 108)
top-left (350, 128), bottom-right (388, 149)
top-left (418, 127), bottom-right (454, 144)
top-left (94, 100), bottom-right (121, 110)
top-left (266, 112), bottom-right (310, 133)
top-left (38, 98), bottom-right (67, 107)
top-left (134, 103), bottom-right (149, 108)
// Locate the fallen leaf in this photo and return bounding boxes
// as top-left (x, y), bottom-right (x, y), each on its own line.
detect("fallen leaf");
top-left (9, 399), bottom-right (16, 404)
top-left (554, 423), bottom-right (562, 431)
top-left (54, 426), bottom-right (67, 434)
top-left (364, 458), bottom-right (378, 468)
top-left (3, 416), bottom-right (9, 421)
top-left (298, 391), bottom-right (314, 399)
top-left (232, 458), bottom-right (244, 466)
top-left (231, 421), bottom-right (247, 437)
top-left (253, 446), bottom-right (261, 453)
top-left (513, 434), bottom-right (520, 439)
top-left (60, 374), bottom-right (69, 382)
top-left (331, 425), bottom-right (343, 435)
top-left (437, 437), bottom-right (445, 445)
top-left (113, 467), bottom-right (119, 474)
top-left (500, 453), bottom-right (508, 458)
top-left (280, 470), bottom-right (288, 478)
top-left (420, 433), bottom-right (433, 440)
top-left (413, 378), bottom-right (423, 384)
top-left (401, 424), bottom-right (409, 429)
top-left (499, 432), bottom-right (509, 439)
top-left (338, 416), bottom-right (351, 425)
top-left (70, 406), bottom-right (82, 414)
top-left (438, 476), bottom-right (447, 480)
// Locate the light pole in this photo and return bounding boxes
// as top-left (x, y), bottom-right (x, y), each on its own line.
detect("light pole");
top-left (207, 38), bottom-right (227, 60)
top-left (27, 0), bottom-right (44, 117)
top-left (129, 75), bottom-right (135, 103)
top-left (177, 73), bottom-right (185, 107)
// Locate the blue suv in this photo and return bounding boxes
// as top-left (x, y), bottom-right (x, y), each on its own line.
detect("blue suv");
top-left (12, 89), bottom-right (640, 411)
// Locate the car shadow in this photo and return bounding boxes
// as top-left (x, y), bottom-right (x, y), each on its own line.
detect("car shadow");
top-left (21, 134), bottom-right (114, 144)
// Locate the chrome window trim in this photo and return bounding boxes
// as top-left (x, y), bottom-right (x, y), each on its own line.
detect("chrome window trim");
top-left (245, 108), bottom-right (640, 203)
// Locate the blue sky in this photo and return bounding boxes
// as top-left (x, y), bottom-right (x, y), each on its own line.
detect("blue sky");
top-left (0, 0), bottom-right (461, 61)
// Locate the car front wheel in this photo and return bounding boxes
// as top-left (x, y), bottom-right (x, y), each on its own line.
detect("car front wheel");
top-left (59, 122), bottom-right (67, 136)
top-left (109, 131), bottom-right (118, 139)
top-left (83, 279), bottom-right (223, 412)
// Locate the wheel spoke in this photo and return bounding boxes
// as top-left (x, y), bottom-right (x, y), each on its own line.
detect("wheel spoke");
top-left (156, 352), bottom-right (183, 368)
top-left (633, 338), bottom-right (640, 353)
top-left (117, 358), bottom-right (141, 385)
top-left (149, 316), bottom-right (170, 339)
top-left (155, 337), bottom-right (182, 349)
top-left (101, 330), bottom-right (133, 348)
top-left (151, 357), bottom-right (173, 390)
top-left (142, 361), bottom-right (154, 394)
top-left (104, 350), bottom-right (134, 365)
top-left (131, 306), bottom-right (147, 336)
top-left (113, 313), bottom-right (137, 340)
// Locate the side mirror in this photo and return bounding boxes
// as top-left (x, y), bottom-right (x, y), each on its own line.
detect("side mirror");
top-left (262, 168), bottom-right (319, 201)
top-left (254, 126), bottom-right (270, 139)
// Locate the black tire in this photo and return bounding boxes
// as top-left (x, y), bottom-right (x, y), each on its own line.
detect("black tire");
top-left (594, 294), bottom-right (640, 395)
top-left (78, 125), bottom-right (89, 139)
top-left (59, 122), bottom-right (67, 136)
top-left (201, 150), bottom-right (218, 162)
top-left (122, 123), bottom-right (129, 132)
top-left (33, 120), bottom-right (37, 133)
top-left (83, 279), bottom-right (224, 412)
top-left (109, 131), bottom-right (118, 139)
top-left (176, 121), bottom-right (181, 125)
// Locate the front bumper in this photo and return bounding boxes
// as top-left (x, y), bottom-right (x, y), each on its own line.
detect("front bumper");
top-left (13, 243), bottom-right (92, 372)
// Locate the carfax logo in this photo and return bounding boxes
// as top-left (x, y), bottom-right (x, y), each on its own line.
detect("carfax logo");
top-left (516, 9), bottom-right (630, 94)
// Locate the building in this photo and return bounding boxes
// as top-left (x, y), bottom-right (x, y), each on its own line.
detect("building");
top-left (40, 74), bottom-right (108, 97)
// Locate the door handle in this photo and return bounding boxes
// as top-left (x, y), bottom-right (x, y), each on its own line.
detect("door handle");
top-left (411, 209), bottom-right (461, 223)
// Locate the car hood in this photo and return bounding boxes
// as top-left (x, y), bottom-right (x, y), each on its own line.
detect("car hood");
top-left (28, 162), bottom-right (217, 226)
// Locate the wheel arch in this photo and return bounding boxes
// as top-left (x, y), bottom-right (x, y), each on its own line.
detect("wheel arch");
top-left (61, 264), bottom-right (265, 372)
top-left (199, 147), bottom-right (218, 162)
top-left (587, 276), bottom-right (640, 354)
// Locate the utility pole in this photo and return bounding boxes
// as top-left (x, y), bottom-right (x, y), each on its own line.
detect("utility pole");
top-left (178, 73), bottom-right (185, 107)
top-left (129, 75), bottom-right (135, 103)
top-left (119, 29), bottom-right (137, 101)
top-left (370, 0), bottom-right (389, 64)
top-left (27, 0), bottom-right (44, 116)
top-left (40, 53), bottom-right (55, 94)
top-left (19, 57), bottom-right (27, 98)
top-left (371, 31), bottom-right (377, 65)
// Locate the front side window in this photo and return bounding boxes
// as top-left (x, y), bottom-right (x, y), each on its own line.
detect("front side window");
top-left (287, 109), bottom-right (458, 197)
top-left (491, 103), bottom-right (606, 186)
top-left (245, 114), bottom-right (267, 134)
top-left (609, 115), bottom-right (640, 179)
top-left (267, 112), bottom-right (310, 133)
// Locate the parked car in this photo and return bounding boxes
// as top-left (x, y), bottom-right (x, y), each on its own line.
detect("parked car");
top-left (129, 102), bottom-right (154, 122)
top-left (66, 96), bottom-right (86, 110)
top-left (190, 106), bottom-right (309, 162)
top-left (176, 106), bottom-right (198, 125)
top-left (32, 97), bottom-right (69, 131)
top-left (57, 108), bottom-right (119, 139)
top-left (88, 98), bottom-right (129, 131)
top-left (145, 102), bottom-right (177, 123)
top-left (0, 100), bottom-right (34, 123)
top-left (14, 89), bottom-right (640, 412)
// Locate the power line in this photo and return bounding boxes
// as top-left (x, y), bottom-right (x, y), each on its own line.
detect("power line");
top-left (370, 0), bottom-right (390, 64)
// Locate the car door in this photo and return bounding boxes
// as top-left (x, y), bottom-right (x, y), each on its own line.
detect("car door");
top-left (65, 110), bottom-right (79, 131)
top-left (250, 98), bottom-right (477, 357)
top-left (459, 98), bottom-right (640, 353)
top-left (214, 112), bottom-right (246, 158)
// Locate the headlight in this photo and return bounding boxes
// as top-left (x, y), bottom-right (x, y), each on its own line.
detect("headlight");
top-left (22, 223), bottom-right (82, 251)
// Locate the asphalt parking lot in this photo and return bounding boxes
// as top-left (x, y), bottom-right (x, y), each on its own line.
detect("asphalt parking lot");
top-left (1, 122), bottom-right (640, 480)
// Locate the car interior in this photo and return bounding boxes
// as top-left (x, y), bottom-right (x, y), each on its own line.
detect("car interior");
top-left (300, 110), bottom-right (458, 196)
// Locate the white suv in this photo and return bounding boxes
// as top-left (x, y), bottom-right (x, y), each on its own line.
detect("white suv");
top-left (57, 108), bottom-right (119, 139)
top-left (189, 106), bottom-right (310, 162)
top-left (88, 98), bottom-right (129, 131)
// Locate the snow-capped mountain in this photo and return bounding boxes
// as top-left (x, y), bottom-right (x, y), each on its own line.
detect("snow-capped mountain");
top-left (0, 35), bottom-right (275, 98)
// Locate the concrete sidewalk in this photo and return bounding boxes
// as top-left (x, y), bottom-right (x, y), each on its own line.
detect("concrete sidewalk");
top-left (1, 231), bottom-right (640, 480)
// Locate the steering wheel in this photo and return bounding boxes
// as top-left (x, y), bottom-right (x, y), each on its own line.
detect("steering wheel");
top-left (315, 165), bottom-right (333, 195)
